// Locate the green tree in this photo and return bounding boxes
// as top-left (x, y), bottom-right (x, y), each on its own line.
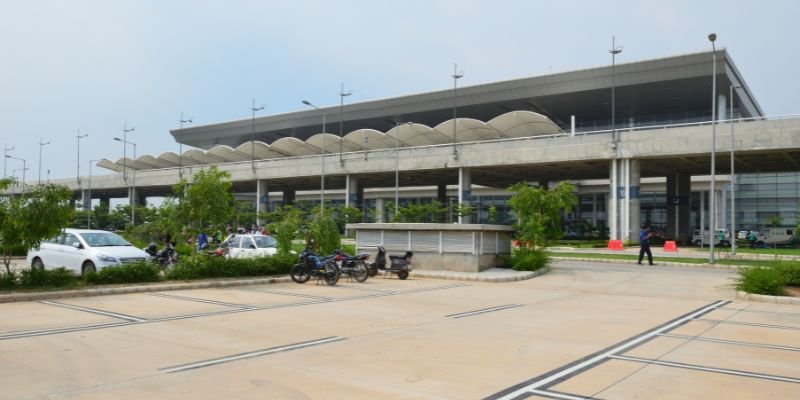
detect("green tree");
top-left (173, 166), bottom-right (234, 251)
top-left (0, 180), bottom-right (74, 273)
top-left (487, 205), bottom-right (498, 224)
top-left (508, 181), bottom-right (578, 248)
top-left (310, 213), bottom-right (341, 254)
top-left (266, 205), bottom-right (302, 254)
top-left (334, 205), bottom-right (364, 234)
top-left (765, 215), bottom-right (784, 227)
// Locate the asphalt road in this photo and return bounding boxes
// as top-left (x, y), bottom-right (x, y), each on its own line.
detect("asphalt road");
top-left (2, 261), bottom-right (798, 399)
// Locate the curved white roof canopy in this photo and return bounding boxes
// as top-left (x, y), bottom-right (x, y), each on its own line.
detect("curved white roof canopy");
top-left (98, 111), bottom-right (562, 172)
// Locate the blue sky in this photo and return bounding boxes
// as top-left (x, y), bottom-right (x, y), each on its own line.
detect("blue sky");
top-left (1, 0), bottom-right (798, 181)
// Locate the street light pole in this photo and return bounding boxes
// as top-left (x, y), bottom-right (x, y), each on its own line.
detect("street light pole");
top-left (114, 137), bottom-right (137, 226)
top-left (708, 33), bottom-right (718, 264)
top-left (179, 113), bottom-right (193, 178)
top-left (76, 130), bottom-right (88, 185)
top-left (302, 100), bottom-right (327, 217)
top-left (730, 84), bottom-right (741, 256)
top-left (122, 123), bottom-right (135, 182)
top-left (38, 137), bottom-right (50, 185)
top-left (250, 100), bottom-right (265, 172)
top-left (339, 83), bottom-right (352, 165)
top-left (3, 144), bottom-right (13, 178)
top-left (87, 159), bottom-right (101, 229)
top-left (451, 63), bottom-right (464, 157)
top-left (6, 155), bottom-right (26, 193)
top-left (393, 121), bottom-right (411, 220)
top-left (609, 36), bottom-right (623, 154)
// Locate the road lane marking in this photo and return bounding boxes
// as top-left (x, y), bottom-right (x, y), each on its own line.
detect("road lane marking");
top-left (693, 318), bottom-right (800, 331)
top-left (147, 292), bottom-right (256, 309)
top-left (446, 304), bottom-right (523, 319)
top-left (659, 333), bottom-right (800, 352)
top-left (159, 336), bottom-right (347, 373)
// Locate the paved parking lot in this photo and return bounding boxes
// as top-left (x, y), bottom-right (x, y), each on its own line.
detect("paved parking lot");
top-left (1, 261), bottom-right (798, 399)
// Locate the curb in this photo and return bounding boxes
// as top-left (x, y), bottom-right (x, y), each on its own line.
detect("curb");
top-left (411, 266), bottom-right (550, 283)
top-left (0, 276), bottom-right (293, 304)
top-left (550, 256), bottom-right (744, 271)
top-left (736, 290), bottom-right (800, 305)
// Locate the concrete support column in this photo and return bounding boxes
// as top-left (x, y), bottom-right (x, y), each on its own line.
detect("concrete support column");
top-left (128, 187), bottom-right (140, 208)
top-left (666, 171), bottom-right (691, 244)
top-left (458, 167), bottom-right (472, 224)
top-left (720, 187), bottom-right (727, 232)
top-left (700, 191), bottom-right (706, 242)
top-left (345, 174), bottom-right (362, 211)
top-left (629, 159), bottom-right (641, 243)
top-left (592, 194), bottom-right (597, 226)
top-left (375, 198), bottom-right (385, 223)
top-left (609, 160), bottom-right (618, 240)
top-left (718, 94), bottom-right (727, 123)
top-left (715, 189), bottom-right (723, 230)
top-left (282, 189), bottom-right (295, 206)
top-left (256, 180), bottom-right (268, 226)
top-left (80, 189), bottom-right (91, 211)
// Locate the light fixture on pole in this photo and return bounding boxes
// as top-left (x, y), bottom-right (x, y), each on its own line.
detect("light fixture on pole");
top-left (250, 100), bottom-right (265, 172)
top-left (38, 137), bottom-right (50, 185)
top-left (76, 130), bottom-right (88, 185)
top-left (302, 100), bottom-right (327, 217)
top-left (708, 32), bottom-right (718, 264)
top-left (339, 83), bottom-right (352, 165)
top-left (87, 159), bottom-right (102, 229)
top-left (6, 155), bottom-right (26, 193)
top-left (3, 144), bottom-right (13, 178)
top-left (729, 84), bottom-right (741, 255)
top-left (114, 137), bottom-right (137, 226)
top-left (451, 63), bottom-right (464, 158)
top-left (122, 123), bottom-right (135, 182)
top-left (179, 113), bottom-right (193, 178)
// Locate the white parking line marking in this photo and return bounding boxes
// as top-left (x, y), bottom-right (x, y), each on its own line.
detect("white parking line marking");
top-left (147, 292), bottom-right (256, 309)
top-left (0, 321), bottom-right (134, 340)
top-left (40, 300), bottom-right (147, 323)
top-left (446, 304), bottom-right (523, 319)
top-left (488, 300), bottom-right (728, 400)
top-left (693, 318), bottom-right (800, 331)
top-left (529, 389), bottom-right (594, 400)
top-left (659, 333), bottom-right (800, 352)
top-left (610, 354), bottom-right (800, 384)
top-left (159, 336), bottom-right (346, 373)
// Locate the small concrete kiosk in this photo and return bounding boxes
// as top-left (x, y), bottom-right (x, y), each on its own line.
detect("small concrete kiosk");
top-left (348, 223), bottom-right (514, 273)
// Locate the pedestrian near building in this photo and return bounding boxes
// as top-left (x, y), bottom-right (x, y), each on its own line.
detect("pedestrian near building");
top-left (638, 225), bottom-right (654, 266)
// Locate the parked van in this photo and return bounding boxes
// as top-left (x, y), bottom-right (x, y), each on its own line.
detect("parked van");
top-left (691, 229), bottom-right (731, 247)
top-left (756, 228), bottom-right (798, 247)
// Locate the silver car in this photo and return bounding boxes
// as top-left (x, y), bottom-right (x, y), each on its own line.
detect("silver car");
top-left (26, 229), bottom-right (149, 275)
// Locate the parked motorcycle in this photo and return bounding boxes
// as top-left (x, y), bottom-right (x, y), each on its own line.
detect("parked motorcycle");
top-left (332, 249), bottom-right (369, 283)
top-left (290, 248), bottom-right (341, 286)
top-left (367, 246), bottom-right (413, 280)
top-left (144, 242), bottom-right (179, 269)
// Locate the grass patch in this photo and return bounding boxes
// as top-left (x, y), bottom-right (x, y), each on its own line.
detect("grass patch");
top-left (547, 252), bottom-right (777, 267)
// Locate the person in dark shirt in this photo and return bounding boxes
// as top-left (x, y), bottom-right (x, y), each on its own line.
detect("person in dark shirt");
top-left (637, 225), bottom-right (654, 266)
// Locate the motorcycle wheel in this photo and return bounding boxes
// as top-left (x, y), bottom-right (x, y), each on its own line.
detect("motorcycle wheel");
top-left (352, 262), bottom-right (368, 283)
top-left (397, 270), bottom-right (409, 280)
top-left (323, 265), bottom-right (340, 286)
top-left (291, 263), bottom-right (311, 284)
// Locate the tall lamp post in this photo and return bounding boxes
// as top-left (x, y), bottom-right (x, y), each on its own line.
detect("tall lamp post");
top-left (3, 144), bottom-right (13, 178)
top-left (708, 33), bottom-right (718, 264)
top-left (451, 63), bottom-right (464, 157)
top-left (114, 137), bottom-right (137, 226)
top-left (38, 137), bottom-right (50, 185)
top-left (6, 155), bottom-right (26, 193)
top-left (339, 83), bottom-right (352, 165)
top-left (729, 84), bottom-right (741, 255)
top-left (250, 100), bottom-right (265, 172)
top-left (179, 113), bottom-right (193, 178)
top-left (393, 121), bottom-right (412, 219)
top-left (76, 130), bottom-right (88, 185)
top-left (609, 36), bottom-right (623, 241)
top-left (302, 100), bottom-right (327, 217)
top-left (87, 159), bottom-right (102, 228)
top-left (121, 123), bottom-right (135, 181)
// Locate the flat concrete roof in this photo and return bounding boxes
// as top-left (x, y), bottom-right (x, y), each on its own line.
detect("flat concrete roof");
top-left (172, 49), bottom-right (763, 149)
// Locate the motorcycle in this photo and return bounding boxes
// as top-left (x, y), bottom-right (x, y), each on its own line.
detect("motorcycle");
top-left (332, 249), bottom-right (369, 283)
top-left (290, 248), bottom-right (341, 286)
top-left (144, 242), bottom-right (179, 269)
top-left (367, 246), bottom-right (413, 280)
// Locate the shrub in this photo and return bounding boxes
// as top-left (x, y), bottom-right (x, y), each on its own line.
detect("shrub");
top-left (84, 262), bottom-right (162, 285)
top-left (18, 267), bottom-right (79, 288)
top-left (735, 266), bottom-right (786, 296)
top-left (773, 261), bottom-right (800, 286)
top-left (166, 254), bottom-right (295, 281)
top-left (511, 248), bottom-right (549, 272)
top-left (0, 271), bottom-right (17, 289)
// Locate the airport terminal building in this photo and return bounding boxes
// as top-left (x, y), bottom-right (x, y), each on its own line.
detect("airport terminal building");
top-left (68, 50), bottom-right (799, 243)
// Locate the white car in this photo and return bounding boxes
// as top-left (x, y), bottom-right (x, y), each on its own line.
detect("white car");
top-left (220, 234), bottom-right (278, 259)
top-left (26, 229), bottom-right (149, 275)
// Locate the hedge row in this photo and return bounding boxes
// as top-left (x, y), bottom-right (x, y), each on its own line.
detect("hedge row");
top-left (0, 254), bottom-right (297, 291)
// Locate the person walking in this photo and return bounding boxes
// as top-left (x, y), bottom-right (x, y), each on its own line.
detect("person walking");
top-left (638, 225), bottom-right (654, 266)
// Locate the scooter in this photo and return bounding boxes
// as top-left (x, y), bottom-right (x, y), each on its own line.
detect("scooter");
top-left (367, 246), bottom-right (413, 280)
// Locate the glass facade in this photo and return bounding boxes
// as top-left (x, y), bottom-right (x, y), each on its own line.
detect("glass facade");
top-left (729, 172), bottom-right (800, 231)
